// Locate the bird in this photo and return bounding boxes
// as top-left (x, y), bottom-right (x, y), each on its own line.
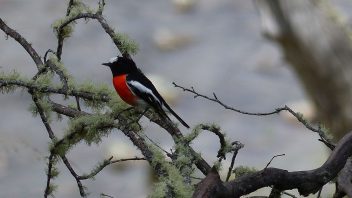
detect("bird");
top-left (102, 56), bottom-right (190, 128)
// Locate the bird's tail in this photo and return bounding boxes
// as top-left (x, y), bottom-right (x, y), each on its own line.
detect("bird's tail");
top-left (161, 102), bottom-right (190, 128)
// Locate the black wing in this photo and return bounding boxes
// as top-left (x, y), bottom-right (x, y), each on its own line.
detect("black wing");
top-left (126, 71), bottom-right (189, 128)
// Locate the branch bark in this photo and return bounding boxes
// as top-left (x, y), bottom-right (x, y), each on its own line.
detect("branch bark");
top-left (194, 131), bottom-right (352, 197)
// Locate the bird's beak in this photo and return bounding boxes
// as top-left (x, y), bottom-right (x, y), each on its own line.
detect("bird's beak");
top-left (102, 63), bottom-right (111, 67)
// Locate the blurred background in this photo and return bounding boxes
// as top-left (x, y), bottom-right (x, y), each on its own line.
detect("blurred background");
top-left (1, 0), bottom-right (351, 197)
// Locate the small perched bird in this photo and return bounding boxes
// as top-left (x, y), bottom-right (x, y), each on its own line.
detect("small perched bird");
top-left (102, 56), bottom-right (189, 128)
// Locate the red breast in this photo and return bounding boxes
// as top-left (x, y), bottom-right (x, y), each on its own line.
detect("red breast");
top-left (113, 75), bottom-right (137, 106)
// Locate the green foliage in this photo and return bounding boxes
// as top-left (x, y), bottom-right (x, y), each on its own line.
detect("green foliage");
top-left (112, 32), bottom-right (139, 55)
top-left (233, 166), bottom-right (257, 178)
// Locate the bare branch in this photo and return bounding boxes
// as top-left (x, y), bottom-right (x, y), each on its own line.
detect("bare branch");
top-left (173, 82), bottom-right (335, 150)
top-left (0, 18), bottom-right (43, 67)
top-left (264, 154), bottom-right (285, 169)
top-left (225, 141), bottom-right (244, 182)
top-left (75, 96), bottom-right (82, 111)
top-left (223, 131), bottom-right (352, 197)
top-left (61, 156), bottom-right (86, 197)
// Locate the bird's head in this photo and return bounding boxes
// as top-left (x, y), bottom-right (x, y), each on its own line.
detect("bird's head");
top-left (102, 56), bottom-right (138, 76)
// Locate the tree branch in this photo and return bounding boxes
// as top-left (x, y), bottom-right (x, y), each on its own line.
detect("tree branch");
top-left (173, 82), bottom-right (335, 150)
top-left (78, 156), bottom-right (146, 180)
top-left (223, 131), bottom-right (352, 197)
top-left (0, 18), bottom-right (43, 67)
top-left (225, 141), bottom-right (244, 182)
top-left (0, 78), bottom-right (110, 102)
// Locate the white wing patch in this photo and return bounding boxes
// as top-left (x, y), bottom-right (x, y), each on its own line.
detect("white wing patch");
top-left (127, 80), bottom-right (161, 105)
top-left (108, 56), bottom-right (118, 63)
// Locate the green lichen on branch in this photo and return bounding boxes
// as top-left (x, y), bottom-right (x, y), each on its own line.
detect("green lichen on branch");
top-left (233, 166), bottom-right (257, 178)
top-left (173, 137), bottom-right (196, 185)
top-left (148, 144), bottom-right (194, 198)
top-left (44, 154), bottom-right (60, 197)
top-left (52, 0), bottom-right (94, 39)
top-left (68, 113), bottom-right (114, 144)
top-left (79, 157), bottom-right (112, 180)
top-left (46, 183), bottom-right (58, 196)
top-left (0, 70), bottom-right (23, 93)
top-left (47, 55), bottom-right (74, 88)
top-left (28, 95), bottom-right (53, 122)
top-left (185, 123), bottom-right (233, 160)
top-left (112, 32), bottom-right (139, 55)
top-left (77, 80), bottom-right (115, 109)
top-left (52, 113), bottom-right (115, 156)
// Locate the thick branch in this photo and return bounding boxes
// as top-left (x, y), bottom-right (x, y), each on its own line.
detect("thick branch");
top-left (223, 131), bottom-right (352, 197)
top-left (336, 158), bottom-right (352, 196)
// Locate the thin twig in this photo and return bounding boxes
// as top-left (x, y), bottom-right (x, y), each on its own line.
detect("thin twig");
top-left (317, 187), bottom-right (322, 198)
top-left (282, 191), bottom-right (298, 198)
top-left (100, 193), bottom-right (114, 198)
top-left (225, 141), bottom-right (244, 181)
top-left (0, 18), bottom-right (43, 67)
top-left (56, 0), bottom-right (76, 60)
top-left (31, 93), bottom-right (55, 139)
top-left (265, 154), bottom-right (285, 169)
top-left (143, 134), bottom-right (172, 158)
top-left (78, 157), bottom-right (146, 180)
top-left (61, 156), bottom-right (86, 197)
top-left (46, 59), bottom-right (69, 92)
top-left (75, 96), bottom-right (81, 111)
top-left (173, 82), bottom-right (335, 150)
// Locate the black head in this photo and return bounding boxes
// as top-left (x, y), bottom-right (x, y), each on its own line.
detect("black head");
top-left (102, 56), bottom-right (138, 76)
